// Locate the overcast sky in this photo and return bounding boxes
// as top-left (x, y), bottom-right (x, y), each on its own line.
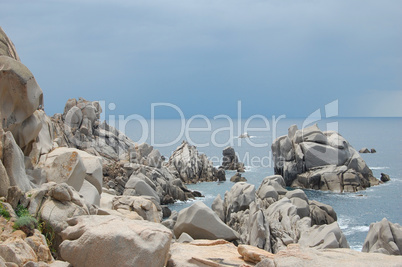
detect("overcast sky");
top-left (1, 0), bottom-right (401, 118)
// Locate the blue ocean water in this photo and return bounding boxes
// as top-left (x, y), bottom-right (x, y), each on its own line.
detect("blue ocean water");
top-left (121, 117), bottom-right (402, 251)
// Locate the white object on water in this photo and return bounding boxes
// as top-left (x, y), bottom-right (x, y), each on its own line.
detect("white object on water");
top-left (238, 132), bottom-right (250, 138)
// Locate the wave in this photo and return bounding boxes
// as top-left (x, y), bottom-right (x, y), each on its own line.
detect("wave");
top-left (338, 217), bottom-right (351, 230)
top-left (340, 222), bottom-right (370, 236)
top-left (244, 165), bottom-right (259, 172)
top-left (350, 244), bottom-right (363, 252)
top-left (233, 135), bottom-right (258, 139)
top-left (369, 166), bottom-right (389, 170)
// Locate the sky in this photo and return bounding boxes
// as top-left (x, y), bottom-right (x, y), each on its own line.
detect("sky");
top-left (1, 0), bottom-right (401, 119)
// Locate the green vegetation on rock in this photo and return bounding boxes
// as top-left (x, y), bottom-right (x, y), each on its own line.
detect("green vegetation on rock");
top-left (0, 201), bottom-right (11, 220)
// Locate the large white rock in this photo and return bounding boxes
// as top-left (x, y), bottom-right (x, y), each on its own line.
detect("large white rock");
top-left (60, 215), bottom-right (172, 267)
top-left (272, 124), bottom-right (379, 192)
top-left (112, 195), bottom-right (162, 222)
top-left (298, 222), bottom-right (349, 249)
top-left (124, 177), bottom-right (160, 203)
top-left (168, 240), bottom-right (248, 267)
top-left (11, 109), bottom-right (42, 153)
top-left (0, 236), bottom-right (37, 266)
top-left (224, 182), bottom-right (255, 222)
top-left (265, 197), bottom-right (310, 253)
top-left (79, 180), bottom-right (100, 206)
top-left (248, 201), bottom-right (271, 252)
top-left (100, 192), bottom-right (115, 210)
top-left (0, 56), bottom-right (43, 132)
top-left (258, 175), bottom-right (287, 196)
top-left (272, 244), bottom-right (402, 267)
top-left (74, 149), bottom-right (103, 194)
top-left (40, 193), bottom-right (89, 234)
top-left (64, 106), bottom-right (82, 129)
top-left (174, 201), bottom-right (239, 241)
top-left (362, 218), bottom-right (402, 255)
top-left (30, 110), bottom-right (54, 157)
top-left (211, 194), bottom-right (225, 222)
top-left (41, 148), bottom-right (86, 191)
top-left (41, 148), bottom-right (103, 205)
top-left (167, 141), bottom-right (219, 183)
top-left (2, 131), bottom-right (33, 192)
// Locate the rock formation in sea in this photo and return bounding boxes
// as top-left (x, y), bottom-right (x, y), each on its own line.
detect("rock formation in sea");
top-left (167, 140), bottom-right (225, 183)
top-left (220, 146), bottom-right (245, 172)
top-left (230, 172), bottom-right (247, 183)
top-left (272, 124), bottom-right (381, 192)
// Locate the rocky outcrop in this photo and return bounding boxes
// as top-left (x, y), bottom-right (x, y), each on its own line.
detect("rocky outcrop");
top-left (230, 172), bottom-right (247, 182)
top-left (362, 218), bottom-right (402, 255)
top-left (168, 239), bottom-right (248, 267)
top-left (60, 215), bottom-right (172, 267)
top-left (111, 195), bottom-right (162, 222)
top-left (272, 124), bottom-right (380, 192)
top-left (174, 202), bottom-right (239, 241)
top-left (167, 141), bottom-right (224, 183)
top-left (38, 147), bottom-right (103, 206)
top-left (381, 173), bottom-right (391, 183)
top-left (212, 175), bottom-right (346, 254)
top-left (237, 244), bottom-right (274, 263)
top-left (104, 156), bottom-right (200, 204)
top-left (0, 53), bottom-right (43, 153)
top-left (8, 182), bottom-right (95, 258)
top-left (0, 217), bottom-right (53, 266)
top-left (0, 27), bottom-right (203, 208)
top-left (298, 222), bottom-right (349, 249)
top-left (168, 241), bottom-right (402, 267)
top-left (220, 146), bottom-right (245, 172)
top-left (51, 98), bottom-right (135, 161)
top-left (223, 182), bottom-right (255, 223)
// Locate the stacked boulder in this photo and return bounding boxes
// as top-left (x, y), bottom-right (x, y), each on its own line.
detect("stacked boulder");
top-left (211, 175), bottom-right (346, 253)
top-left (272, 124), bottom-right (380, 192)
top-left (170, 174), bottom-right (347, 254)
top-left (220, 146), bottom-right (245, 172)
top-left (53, 97), bottom-right (136, 160)
top-left (167, 141), bottom-right (225, 183)
top-left (103, 142), bottom-right (202, 205)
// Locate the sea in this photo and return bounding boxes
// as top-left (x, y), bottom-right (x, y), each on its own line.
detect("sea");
top-left (119, 117), bottom-right (402, 251)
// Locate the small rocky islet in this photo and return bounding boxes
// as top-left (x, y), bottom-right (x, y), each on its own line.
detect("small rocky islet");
top-left (0, 27), bottom-right (401, 266)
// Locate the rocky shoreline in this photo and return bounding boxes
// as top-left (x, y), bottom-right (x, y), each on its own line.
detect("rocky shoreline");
top-left (1, 27), bottom-right (402, 266)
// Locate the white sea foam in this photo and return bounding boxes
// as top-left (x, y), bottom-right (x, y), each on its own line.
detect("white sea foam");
top-left (342, 225), bottom-right (370, 236)
top-left (338, 217), bottom-right (351, 230)
top-left (350, 245), bottom-right (363, 251)
top-left (244, 165), bottom-right (259, 172)
top-left (204, 194), bottom-right (217, 200)
top-left (370, 166), bottom-right (390, 170)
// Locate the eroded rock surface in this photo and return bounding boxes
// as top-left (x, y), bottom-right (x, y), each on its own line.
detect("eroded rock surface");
top-left (272, 124), bottom-right (380, 192)
top-left (60, 215), bottom-right (172, 267)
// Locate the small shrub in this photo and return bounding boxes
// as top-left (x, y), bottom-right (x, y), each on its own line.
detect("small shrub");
top-left (15, 204), bottom-right (30, 218)
top-left (13, 215), bottom-right (38, 236)
top-left (0, 202), bottom-right (10, 220)
top-left (38, 220), bottom-right (57, 256)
